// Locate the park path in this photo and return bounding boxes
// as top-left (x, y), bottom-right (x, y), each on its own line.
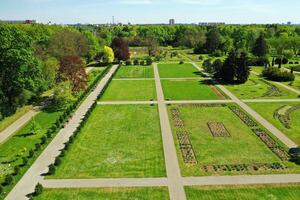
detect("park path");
top-left (0, 108), bottom-right (39, 144)
top-left (191, 62), bottom-right (297, 148)
top-left (98, 101), bottom-right (157, 105)
top-left (153, 63), bottom-right (187, 200)
top-left (5, 65), bottom-right (119, 200)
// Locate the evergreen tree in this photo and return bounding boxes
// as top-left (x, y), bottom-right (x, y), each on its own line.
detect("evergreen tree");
top-left (220, 51), bottom-right (236, 83)
top-left (252, 34), bottom-right (269, 57)
top-left (236, 52), bottom-right (250, 83)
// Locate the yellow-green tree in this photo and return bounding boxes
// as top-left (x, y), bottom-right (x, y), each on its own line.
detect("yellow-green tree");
top-left (103, 46), bottom-right (115, 63)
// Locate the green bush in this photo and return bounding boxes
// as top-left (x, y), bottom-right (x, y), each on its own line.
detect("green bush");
top-left (262, 67), bottom-right (295, 82)
top-left (48, 164), bottom-right (55, 175)
top-left (34, 183), bottom-right (43, 196)
top-left (54, 157), bottom-right (62, 166)
top-left (0, 185), bottom-right (3, 194)
top-left (4, 175), bottom-right (13, 186)
top-left (133, 59), bottom-right (139, 65)
top-left (146, 58), bottom-right (153, 65)
top-left (179, 60), bottom-right (184, 64)
top-left (22, 157), bottom-right (28, 166)
top-left (125, 60), bottom-right (131, 65)
top-left (28, 149), bottom-right (34, 158)
top-left (13, 166), bottom-right (20, 176)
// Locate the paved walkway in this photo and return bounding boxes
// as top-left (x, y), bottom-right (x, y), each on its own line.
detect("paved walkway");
top-left (153, 63), bottom-right (187, 200)
top-left (114, 78), bottom-right (154, 81)
top-left (0, 109), bottom-right (39, 144)
top-left (42, 178), bottom-right (168, 188)
top-left (183, 174), bottom-right (300, 186)
top-left (41, 173), bottom-right (300, 188)
top-left (98, 101), bottom-right (158, 105)
top-left (5, 65), bottom-right (119, 200)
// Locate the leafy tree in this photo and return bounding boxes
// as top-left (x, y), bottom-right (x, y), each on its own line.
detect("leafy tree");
top-left (40, 57), bottom-right (59, 90)
top-left (252, 34), bottom-right (269, 57)
top-left (145, 36), bottom-right (160, 56)
top-left (111, 37), bottom-right (130, 61)
top-left (236, 52), bottom-right (250, 83)
top-left (178, 28), bottom-right (206, 48)
top-left (59, 55), bottom-right (87, 92)
top-left (82, 30), bottom-right (101, 62)
top-left (0, 25), bottom-right (42, 117)
top-left (48, 30), bottom-right (89, 59)
top-left (51, 81), bottom-right (75, 110)
top-left (204, 28), bottom-right (223, 53)
top-left (103, 46), bottom-right (115, 63)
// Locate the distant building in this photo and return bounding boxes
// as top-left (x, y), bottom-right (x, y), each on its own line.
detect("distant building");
top-left (169, 19), bottom-right (175, 25)
top-left (0, 19), bottom-right (36, 24)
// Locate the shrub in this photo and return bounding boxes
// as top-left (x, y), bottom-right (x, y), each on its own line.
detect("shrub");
top-left (34, 183), bottom-right (43, 196)
top-left (140, 60), bottom-right (146, 65)
top-left (199, 55), bottom-right (204, 60)
top-left (179, 60), bottom-right (184, 64)
top-left (262, 67), bottom-right (295, 82)
top-left (40, 136), bottom-right (47, 145)
top-left (125, 60), bottom-right (131, 65)
top-left (133, 59), bottom-right (139, 65)
top-left (35, 143), bottom-right (41, 151)
top-left (22, 157), bottom-right (28, 166)
top-left (13, 166), bottom-right (20, 176)
top-left (211, 50), bottom-right (223, 57)
top-left (0, 185), bottom-right (3, 194)
top-left (54, 157), bottom-right (61, 166)
top-left (48, 164), bottom-right (55, 175)
top-left (28, 149), bottom-right (34, 158)
top-left (4, 175), bottom-right (13, 186)
top-left (146, 58), bottom-right (153, 65)
top-left (250, 56), bottom-right (269, 66)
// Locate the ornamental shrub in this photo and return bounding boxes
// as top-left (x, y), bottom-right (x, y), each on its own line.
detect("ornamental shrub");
top-left (4, 175), bottom-right (13, 186)
top-left (262, 67), bottom-right (295, 82)
top-left (34, 183), bottom-right (43, 196)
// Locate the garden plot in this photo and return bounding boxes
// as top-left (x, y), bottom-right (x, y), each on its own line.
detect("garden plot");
top-left (185, 184), bottom-right (300, 200)
top-left (248, 102), bottom-right (300, 145)
top-left (158, 63), bottom-right (201, 78)
top-left (100, 80), bottom-right (157, 101)
top-left (167, 104), bottom-right (285, 176)
top-left (161, 79), bottom-right (222, 100)
top-left (225, 74), bottom-right (299, 99)
top-left (114, 65), bottom-right (154, 78)
top-left (51, 105), bottom-right (166, 178)
top-left (33, 187), bottom-right (169, 200)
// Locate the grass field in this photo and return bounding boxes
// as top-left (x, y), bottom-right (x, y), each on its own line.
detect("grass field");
top-left (247, 102), bottom-right (300, 145)
top-left (87, 67), bottom-right (106, 85)
top-left (168, 104), bottom-right (281, 176)
top-left (51, 105), bottom-right (166, 178)
top-left (114, 65), bottom-right (154, 78)
top-left (161, 80), bottom-right (222, 100)
top-left (0, 105), bottom-right (32, 132)
top-left (0, 111), bottom-right (61, 182)
top-left (100, 80), bottom-right (157, 101)
top-left (158, 63), bottom-right (201, 78)
top-left (33, 187), bottom-right (169, 200)
top-left (186, 184), bottom-right (300, 200)
top-left (225, 74), bottom-right (299, 99)
top-left (283, 73), bottom-right (300, 91)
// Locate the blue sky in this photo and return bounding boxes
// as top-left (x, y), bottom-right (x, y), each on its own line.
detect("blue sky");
top-left (0, 0), bottom-right (299, 24)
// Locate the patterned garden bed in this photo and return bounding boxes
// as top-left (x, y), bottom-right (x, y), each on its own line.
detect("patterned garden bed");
top-left (207, 122), bottom-right (231, 137)
top-left (229, 106), bottom-right (257, 127)
top-left (273, 104), bottom-right (300, 129)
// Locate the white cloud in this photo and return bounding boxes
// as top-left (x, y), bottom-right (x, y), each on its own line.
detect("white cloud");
top-left (117, 0), bottom-right (157, 5)
top-left (176, 0), bottom-right (223, 5)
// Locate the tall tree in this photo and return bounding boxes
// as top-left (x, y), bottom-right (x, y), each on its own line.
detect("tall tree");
top-left (59, 55), bottom-right (87, 92)
top-left (236, 52), bottom-right (250, 83)
top-left (0, 25), bottom-right (42, 117)
top-left (252, 34), bottom-right (269, 57)
top-left (111, 37), bottom-right (130, 61)
top-left (102, 46), bottom-right (115, 63)
top-left (48, 30), bottom-right (89, 59)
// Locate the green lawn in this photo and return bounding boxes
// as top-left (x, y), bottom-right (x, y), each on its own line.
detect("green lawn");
top-left (33, 187), bottom-right (169, 200)
top-left (0, 111), bottom-right (61, 182)
top-left (282, 73), bottom-right (300, 91)
top-left (225, 74), bottom-right (299, 99)
top-left (168, 104), bottom-right (281, 176)
top-left (247, 102), bottom-right (300, 145)
top-left (100, 80), bottom-right (157, 101)
top-left (52, 105), bottom-right (166, 178)
top-left (0, 105), bottom-right (32, 132)
top-left (114, 65), bottom-right (154, 78)
top-left (186, 184), bottom-right (300, 200)
top-left (158, 63), bottom-right (201, 78)
top-left (161, 80), bottom-right (222, 100)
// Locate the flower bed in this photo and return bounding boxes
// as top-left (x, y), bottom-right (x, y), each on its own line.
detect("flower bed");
top-left (176, 131), bottom-right (197, 164)
top-left (229, 106), bottom-right (257, 127)
top-left (203, 162), bottom-right (286, 173)
top-left (260, 79), bottom-right (282, 97)
top-left (207, 122), bottom-right (231, 137)
top-left (252, 128), bottom-right (290, 161)
top-left (273, 104), bottom-right (300, 129)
